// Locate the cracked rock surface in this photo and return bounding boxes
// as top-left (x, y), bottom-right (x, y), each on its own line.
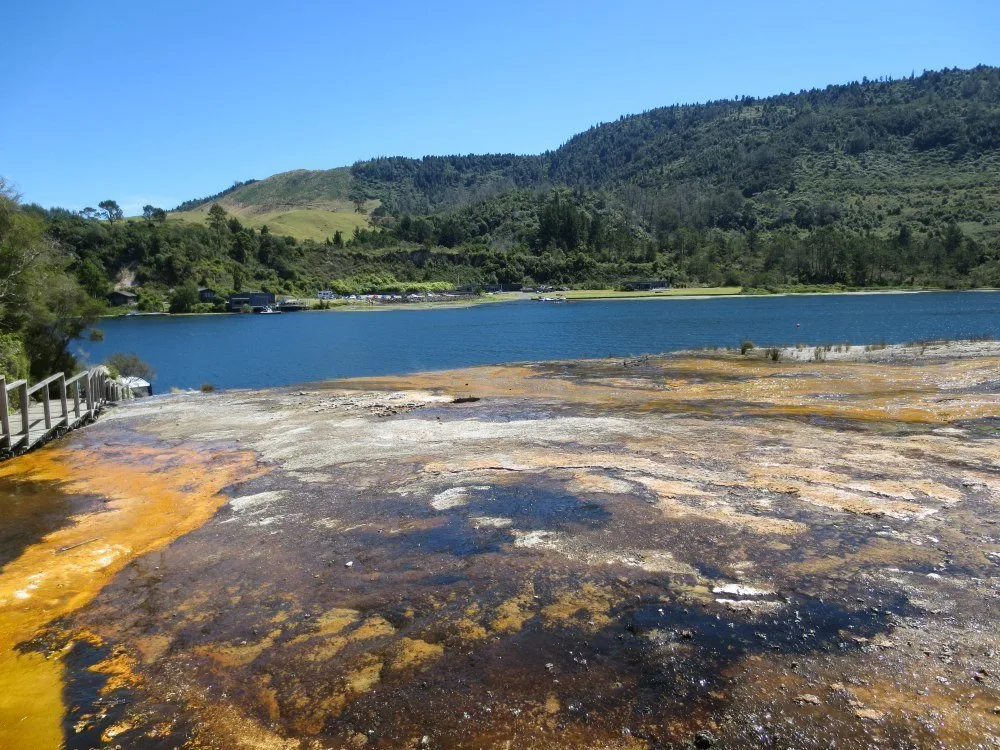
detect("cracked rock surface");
top-left (1, 347), bottom-right (999, 748)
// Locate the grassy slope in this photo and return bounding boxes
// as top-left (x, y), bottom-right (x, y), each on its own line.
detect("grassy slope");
top-left (223, 168), bottom-right (353, 206)
top-left (167, 167), bottom-right (379, 241)
top-left (169, 205), bottom-right (371, 241)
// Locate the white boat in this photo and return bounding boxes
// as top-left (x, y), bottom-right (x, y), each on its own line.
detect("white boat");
top-left (256, 306), bottom-right (282, 315)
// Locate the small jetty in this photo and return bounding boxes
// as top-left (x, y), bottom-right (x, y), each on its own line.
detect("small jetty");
top-left (0, 368), bottom-right (130, 457)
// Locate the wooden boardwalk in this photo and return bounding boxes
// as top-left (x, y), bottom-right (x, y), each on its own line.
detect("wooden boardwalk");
top-left (1, 368), bottom-right (131, 457)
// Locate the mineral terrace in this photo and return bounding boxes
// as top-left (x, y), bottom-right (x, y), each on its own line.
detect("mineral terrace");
top-left (1, 343), bottom-right (999, 749)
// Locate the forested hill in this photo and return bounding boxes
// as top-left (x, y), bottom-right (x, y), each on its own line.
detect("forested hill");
top-left (181, 65), bottom-right (1000, 238)
top-left (149, 65), bottom-right (1000, 295)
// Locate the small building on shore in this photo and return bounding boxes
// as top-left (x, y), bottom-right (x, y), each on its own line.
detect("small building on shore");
top-left (621, 280), bottom-right (671, 292)
top-left (227, 292), bottom-right (275, 312)
top-left (198, 287), bottom-right (217, 303)
top-left (107, 290), bottom-right (138, 307)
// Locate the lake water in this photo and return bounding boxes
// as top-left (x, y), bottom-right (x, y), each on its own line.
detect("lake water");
top-left (79, 292), bottom-right (1000, 390)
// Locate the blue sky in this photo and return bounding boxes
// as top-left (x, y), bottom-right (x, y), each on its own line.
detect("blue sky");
top-left (4, 0), bottom-right (998, 213)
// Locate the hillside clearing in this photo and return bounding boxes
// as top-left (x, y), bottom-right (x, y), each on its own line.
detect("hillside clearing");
top-left (168, 206), bottom-right (371, 241)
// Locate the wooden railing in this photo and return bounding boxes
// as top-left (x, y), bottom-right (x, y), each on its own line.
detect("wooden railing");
top-left (0, 367), bottom-right (131, 456)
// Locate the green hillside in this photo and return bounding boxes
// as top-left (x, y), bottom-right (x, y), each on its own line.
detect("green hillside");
top-left (169, 205), bottom-right (371, 242)
top-left (344, 67), bottom-right (1000, 244)
top-left (168, 67), bottom-right (1000, 251)
top-left (173, 168), bottom-right (354, 212)
top-left (542, 68), bottom-right (1000, 243)
top-left (167, 167), bottom-right (373, 241)
top-left (217, 168), bottom-right (354, 208)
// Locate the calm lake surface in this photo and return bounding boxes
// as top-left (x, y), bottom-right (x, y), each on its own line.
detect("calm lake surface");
top-left (80, 292), bottom-right (1000, 390)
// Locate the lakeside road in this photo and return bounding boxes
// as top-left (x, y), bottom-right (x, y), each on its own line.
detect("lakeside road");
top-left (553, 286), bottom-right (1000, 301)
top-left (2, 344), bottom-right (999, 747)
top-left (557, 286), bottom-right (743, 299)
top-left (102, 292), bottom-right (524, 319)
top-left (103, 286), bottom-right (1000, 320)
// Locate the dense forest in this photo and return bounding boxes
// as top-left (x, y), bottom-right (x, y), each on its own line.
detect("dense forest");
top-left (177, 65), bottom-right (1000, 291)
top-left (2, 66), bottom-right (1000, 380)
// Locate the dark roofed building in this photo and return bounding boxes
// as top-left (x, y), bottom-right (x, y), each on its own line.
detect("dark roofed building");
top-left (227, 292), bottom-right (275, 311)
top-left (198, 287), bottom-right (216, 302)
top-left (107, 290), bottom-right (138, 307)
top-left (621, 280), bottom-right (671, 292)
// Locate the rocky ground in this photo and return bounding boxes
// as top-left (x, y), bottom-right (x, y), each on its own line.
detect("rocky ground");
top-left (1, 344), bottom-right (999, 748)
top-left (762, 339), bottom-right (1000, 363)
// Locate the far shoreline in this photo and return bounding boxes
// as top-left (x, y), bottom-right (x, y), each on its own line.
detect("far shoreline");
top-left (104, 286), bottom-right (1000, 319)
top-left (555, 286), bottom-right (1000, 302)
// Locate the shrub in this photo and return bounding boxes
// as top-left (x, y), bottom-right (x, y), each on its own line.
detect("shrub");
top-left (136, 288), bottom-right (165, 312)
top-left (740, 340), bottom-right (755, 355)
top-left (0, 333), bottom-right (29, 383)
top-left (200, 383), bottom-right (216, 392)
top-left (766, 347), bottom-right (781, 362)
top-left (168, 282), bottom-right (199, 313)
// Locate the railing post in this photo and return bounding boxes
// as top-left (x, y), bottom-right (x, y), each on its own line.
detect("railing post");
top-left (42, 383), bottom-right (51, 430)
top-left (19, 382), bottom-right (28, 446)
top-left (73, 379), bottom-right (81, 419)
top-left (59, 374), bottom-right (68, 427)
top-left (0, 377), bottom-right (9, 450)
top-left (85, 373), bottom-right (94, 417)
